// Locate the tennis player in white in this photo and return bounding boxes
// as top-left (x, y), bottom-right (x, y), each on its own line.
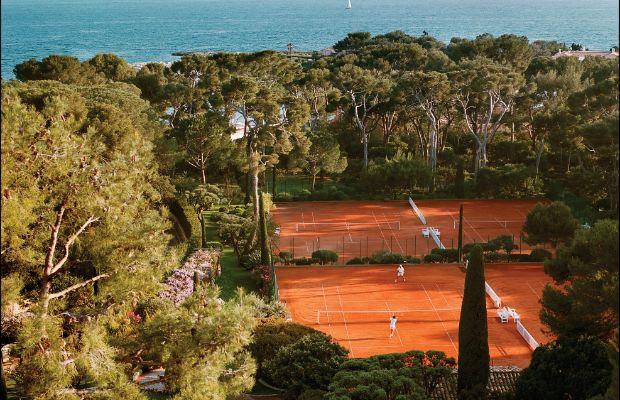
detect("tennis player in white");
top-left (389, 315), bottom-right (398, 337)
top-left (395, 264), bottom-right (405, 283)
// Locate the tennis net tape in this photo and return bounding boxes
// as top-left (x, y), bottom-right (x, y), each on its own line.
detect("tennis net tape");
top-left (408, 197), bottom-right (427, 225)
top-left (316, 308), bottom-right (460, 324)
top-left (296, 221), bottom-right (401, 232)
top-left (516, 320), bottom-right (540, 351)
top-left (484, 282), bottom-right (502, 308)
top-left (429, 228), bottom-right (446, 249)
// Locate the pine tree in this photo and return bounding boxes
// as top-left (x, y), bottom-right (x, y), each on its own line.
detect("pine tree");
top-left (457, 245), bottom-right (489, 399)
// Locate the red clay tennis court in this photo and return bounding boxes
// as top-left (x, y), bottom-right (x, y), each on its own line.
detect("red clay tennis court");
top-left (276, 263), bottom-right (555, 367)
top-left (271, 199), bottom-right (542, 262)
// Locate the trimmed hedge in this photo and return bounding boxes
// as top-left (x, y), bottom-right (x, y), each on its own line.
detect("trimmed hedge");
top-left (311, 249), bottom-right (339, 265)
top-left (529, 248), bottom-right (552, 262)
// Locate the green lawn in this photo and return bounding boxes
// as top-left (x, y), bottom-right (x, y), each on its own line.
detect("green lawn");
top-left (203, 209), bottom-right (260, 300)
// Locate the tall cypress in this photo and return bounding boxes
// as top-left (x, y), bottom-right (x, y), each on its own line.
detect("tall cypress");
top-left (457, 245), bottom-right (489, 400)
top-left (258, 191), bottom-right (271, 266)
top-left (457, 204), bottom-right (464, 263)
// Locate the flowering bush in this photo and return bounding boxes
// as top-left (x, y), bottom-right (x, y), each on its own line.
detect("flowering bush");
top-left (255, 264), bottom-right (272, 298)
top-left (183, 248), bottom-right (221, 283)
top-left (158, 269), bottom-right (194, 305)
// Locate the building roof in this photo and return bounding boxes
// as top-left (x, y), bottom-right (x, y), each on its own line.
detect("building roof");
top-left (552, 50), bottom-right (619, 60)
top-left (431, 368), bottom-right (522, 400)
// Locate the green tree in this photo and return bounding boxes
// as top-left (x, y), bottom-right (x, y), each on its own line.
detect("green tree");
top-left (13, 55), bottom-right (104, 84)
top-left (522, 201), bottom-right (579, 247)
top-left (296, 126), bottom-right (348, 189)
top-left (457, 245), bottom-right (489, 400)
top-left (541, 219), bottom-right (618, 339)
top-left (324, 350), bottom-right (455, 400)
top-left (87, 53), bottom-right (136, 81)
top-left (176, 111), bottom-right (237, 184)
top-left (264, 332), bottom-right (349, 398)
top-left (515, 336), bottom-right (612, 400)
top-left (140, 287), bottom-right (257, 399)
top-left (451, 57), bottom-right (525, 179)
top-left (334, 63), bottom-right (393, 169)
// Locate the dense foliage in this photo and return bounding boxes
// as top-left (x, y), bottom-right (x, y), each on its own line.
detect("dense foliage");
top-left (515, 336), bottom-right (613, 400)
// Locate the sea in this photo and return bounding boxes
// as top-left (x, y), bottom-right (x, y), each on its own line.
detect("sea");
top-left (1, 0), bottom-right (619, 79)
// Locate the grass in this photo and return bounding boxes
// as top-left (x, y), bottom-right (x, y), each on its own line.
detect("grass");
top-left (203, 208), bottom-right (260, 300)
top-left (216, 248), bottom-right (260, 300)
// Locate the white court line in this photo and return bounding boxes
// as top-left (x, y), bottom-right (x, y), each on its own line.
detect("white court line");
top-left (321, 284), bottom-right (333, 336)
top-left (382, 212), bottom-right (404, 253)
top-left (526, 282), bottom-right (541, 299)
top-left (371, 210), bottom-right (390, 249)
top-left (435, 283), bottom-right (452, 307)
top-left (336, 286), bottom-right (354, 357)
top-left (495, 217), bottom-right (511, 233)
top-left (464, 217), bottom-right (486, 242)
top-left (422, 284), bottom-right (458, 354)
top-left (385, 301), bottom-right (404, 346)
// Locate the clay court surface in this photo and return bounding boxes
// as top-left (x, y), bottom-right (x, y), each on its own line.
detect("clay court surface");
top-left (271, 199), bottom-right (542, 262)
top-left (276, 263), bottom-right (555, 368)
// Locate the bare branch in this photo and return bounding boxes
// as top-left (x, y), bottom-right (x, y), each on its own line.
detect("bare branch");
top-left (49, 216), bottom-right (100, 276)
top-left (48, 274), bottom-right (110, 300)
top-left (45, 205), bottom-right (66, 275)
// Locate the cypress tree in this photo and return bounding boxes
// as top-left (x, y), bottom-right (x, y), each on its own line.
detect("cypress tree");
top-left (457, 204), bottom-right (464, 263)
top-left (258, 191), bottom-right (271, 266)
top-left (457, 245), bottom-right (489, 399)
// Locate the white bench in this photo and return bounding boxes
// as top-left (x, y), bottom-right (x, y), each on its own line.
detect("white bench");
top-left (507, 308), bottom-right (520, 323)
top-left (497, 308), bottom-right (509, 323)
top-left (421, 227), bottom-right (440, 238)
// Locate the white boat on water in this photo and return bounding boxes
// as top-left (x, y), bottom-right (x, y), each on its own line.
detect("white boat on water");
top-left (346, 0), bottom-right (352, 9)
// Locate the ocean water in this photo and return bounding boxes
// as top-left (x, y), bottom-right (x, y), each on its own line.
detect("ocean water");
top-left (1, 0), bottom-right (619, 79)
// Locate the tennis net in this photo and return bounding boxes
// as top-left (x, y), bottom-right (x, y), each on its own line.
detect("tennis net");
top-left (408, 197), bottom-right (427, 225)
top-left (484, 282), bottom-right (502, 308)
top-left (516, 320), bottom-right (540, 350)
top-left (453, 217), bottom-right (524, 230)
top-left (295, 221), bottom-right (401, 232)
top-left (316, 307), bottom-right (460, 324)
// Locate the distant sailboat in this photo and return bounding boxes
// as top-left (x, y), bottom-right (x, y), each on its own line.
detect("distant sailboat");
top-left (346, 0), bottom-right (352, 9)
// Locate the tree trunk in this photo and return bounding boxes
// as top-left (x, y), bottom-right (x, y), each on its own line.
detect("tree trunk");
top-left (201, 167), bottom-right (206, 185)
top-left (535, 136), bottom-right (545, 179)
top-left (312, 173), bottom-right (317, 190)
top-left (251, 171), bottom-right (260, 219)
top-left (363, 130), bottom-right (369, 170)
top-left (40, 279), bottom-right (52, 315)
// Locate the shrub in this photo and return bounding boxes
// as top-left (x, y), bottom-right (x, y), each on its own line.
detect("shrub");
top-left (309, 186), bottom-right (349, 201)
top-left (346, 257), bottom-right (371, 265)
top-left (239, 250), bottom-right (262, 270)
top-left (424, 253), bottom-right (443, 263)
top-left (279, 251), bottom-right (294, 265)
top-left (204, 241), bottom-right (223, 251)
top-left (369, 250), bottom-right (408, 264)
top-left (485, 251), bottom-right (505, 263)
top-left (426, 248), bottom-right (459, 263)
top-left (293, 189), bottom-right (312, 201)
top-left (263, 333), bottom-right (349, 398)
top-left (250, 319), bottom-right (317, 378)
top-left (311, 249), bottom-right (339, 265)
top-left (529, 248), bottom-right (552, 262)
top-left (293, 257), bottom-right (316, 266)
top-left (407, 257), bottom-right (422, 264)
top-left (275, 192), bottom-right (294, 202)
top-left (515, 337), bottom-right (612, 400)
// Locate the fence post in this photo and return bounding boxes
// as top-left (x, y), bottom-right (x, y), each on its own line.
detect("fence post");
top-left (292, 237), bottom-right (295, 259)
top-left (390, 236), bottom-right (393, 253)
top-left (406, 239), bottom-right (408, 257)
top-left (519, 234), bottom-right (522, 255)
top-left (359, 241), bottom-right (362, 258)
top-left (414, 236), bottom-right (417, 257)
top-left (366, 236), bottom-right (369, 257)
top-left (342, 236), bottom-right (345, 261)
top-left (451, 238), bottom-right (454, 249)
top-left (318, 237), bottom-right (320, 249)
